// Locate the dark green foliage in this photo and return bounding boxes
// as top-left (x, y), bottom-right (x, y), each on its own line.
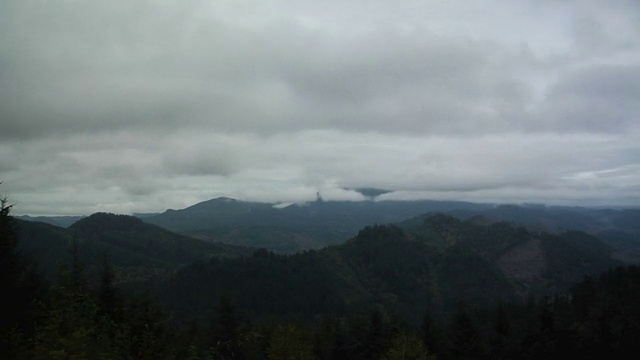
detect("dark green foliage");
top-left (29, 254), bottom-right (176, 359)
top-left (70, 212), bottom-right (250, 267)
top-left (15, 212), bottom-right (252, 288)
top-left (7, 195), bottom-right (638, 359)
top-left (450, 205), bottom-right (640, 264)
top-left (568, 266), bottom-right (640, 359)
top-left (383, 330), bottom-right (437, 360)
top-left (437, 246), bottom-right (515, 310)
top-left (267, 323), bottom-right (315, 360)
top-left (1, 194), bottom-right (44, 358)
top-left (421, 306), bottom-right (445, 357)
top-left (210, 295), bottom-right (246, 359)
top-left (446, 304), bottom-right (488, 360)
top-left (164, 248), bottom-right (348, 324)
top-left (155, 215), bottom-right (620, 331)
top-left (540, 230), bottom-right (619, 292)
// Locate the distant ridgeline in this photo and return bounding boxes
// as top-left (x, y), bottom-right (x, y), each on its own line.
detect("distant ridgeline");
top-left (137, 198), bottom-right (640, 259)
top-left (18, 198), bottom-right (640, 259)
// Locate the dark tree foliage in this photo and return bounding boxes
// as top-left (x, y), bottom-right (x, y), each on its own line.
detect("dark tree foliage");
top-left (6, 199), bottom-right (640, 360)
top-left (446, 303), bottom-right (488, 360)
top-left (210, 295), bottom-right (247, 359)
top-left (0, 193), bottom-right (44, 358)
top-left (421, 305), bottom-right (446, 357)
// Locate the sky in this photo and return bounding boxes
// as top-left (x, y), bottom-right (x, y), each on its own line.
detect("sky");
top-left (1, 0), bottom-right (639, 216)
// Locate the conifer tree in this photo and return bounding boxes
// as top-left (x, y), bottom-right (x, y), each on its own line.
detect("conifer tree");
top-left (383, 331), bottom-right (437, 360)
top-left (1, 190), bottom-right (43, 358)
top-left (267, 323), bottom-right (315, 360)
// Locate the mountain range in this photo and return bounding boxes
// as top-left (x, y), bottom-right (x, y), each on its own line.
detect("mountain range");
top-left (135, 197), bottom-right (640, 261)
top-left (14, 197), bottom-right (632, 326)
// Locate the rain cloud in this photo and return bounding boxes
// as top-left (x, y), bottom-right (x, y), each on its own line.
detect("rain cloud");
top-left (1, 0), bottom-right (639, 215)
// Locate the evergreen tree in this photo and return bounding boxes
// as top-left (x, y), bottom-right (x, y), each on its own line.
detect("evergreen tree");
top-left (211, 294), bottom-right (246, 359)
top-left (489, 302), bottom-right (512, 359)
top-left (314, 315), bottom-right (341, 360)
top-left (126, 293), bottom-right (173, 359)
top-left (447, 304), bottom-right (488, 360)
top-left (365, 308), bottom-right (389, 359)
top-left (383, 331), bottom-right (437, 360)
top-left (267, 323), bottom-right (315, 360)
top-left (31, 263), bottom-right (115, 359)
top-left (421, 307), bottom-right (444, 357)
top-left (98, 255), bottom-right (121, 319)
top-left (0, 192), bottom-right (43, 358)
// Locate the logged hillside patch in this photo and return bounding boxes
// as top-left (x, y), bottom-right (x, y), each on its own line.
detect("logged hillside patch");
top-left (496, 238), bottom-right (546, 281)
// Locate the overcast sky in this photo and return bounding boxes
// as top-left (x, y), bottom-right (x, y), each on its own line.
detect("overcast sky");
top-left (1, 0), bottom-right (639, 216)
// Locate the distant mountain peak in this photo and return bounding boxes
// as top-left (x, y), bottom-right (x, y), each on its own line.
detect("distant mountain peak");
top-left (213, 196), bottom-right (238, 202)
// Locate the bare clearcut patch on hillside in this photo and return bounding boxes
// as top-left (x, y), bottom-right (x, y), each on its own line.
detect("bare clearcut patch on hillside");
top-left (496, 238), bottom-right (547, 281)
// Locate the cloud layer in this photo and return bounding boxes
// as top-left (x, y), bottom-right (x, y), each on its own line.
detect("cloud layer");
top-left (1, 0), bottom-right (639, 215)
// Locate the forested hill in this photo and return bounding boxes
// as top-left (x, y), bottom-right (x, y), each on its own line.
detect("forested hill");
top-left (159, 214), bottom-right (621, 326)
top-left (15, 212), bottom-right (254, 285)
top-left (448, 205), bottom-right (640, 263)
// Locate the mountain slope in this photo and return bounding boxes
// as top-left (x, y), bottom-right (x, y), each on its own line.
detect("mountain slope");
top-left (158, 214), bottom-right (621, 326)
top-left (16, 213), bottom-right (253, 285)
top-left (448, 205), bottom-right (640, 263)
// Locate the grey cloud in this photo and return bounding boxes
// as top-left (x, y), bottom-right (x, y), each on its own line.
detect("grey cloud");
top-left (0, 0), bottom-right (541, 139)
top-left (537, 64), bottom-right (640, 133)
top-left (1, 0), bottom-right (639, 215)
top-left (162, 149), bottom-right (239, 177)
top-left (570, 0), bottom-right (640, 56)
top-left (4, 129), bottom-right (638, 215)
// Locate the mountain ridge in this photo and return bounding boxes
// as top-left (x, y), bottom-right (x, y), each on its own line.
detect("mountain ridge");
top-left (15, 212), bottom-right (255, 285)
top-left (158, 213), bottom-right (621, 325)
top-left (17, 197), bottom-right (640, 260)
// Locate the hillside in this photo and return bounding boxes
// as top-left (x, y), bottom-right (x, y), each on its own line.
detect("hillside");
top-left (448, 205), bottom-right (640, 263)
top-left (16, 213), bottom-right (253, 285)
top-left (158, 214), bottom-right (621, 326)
